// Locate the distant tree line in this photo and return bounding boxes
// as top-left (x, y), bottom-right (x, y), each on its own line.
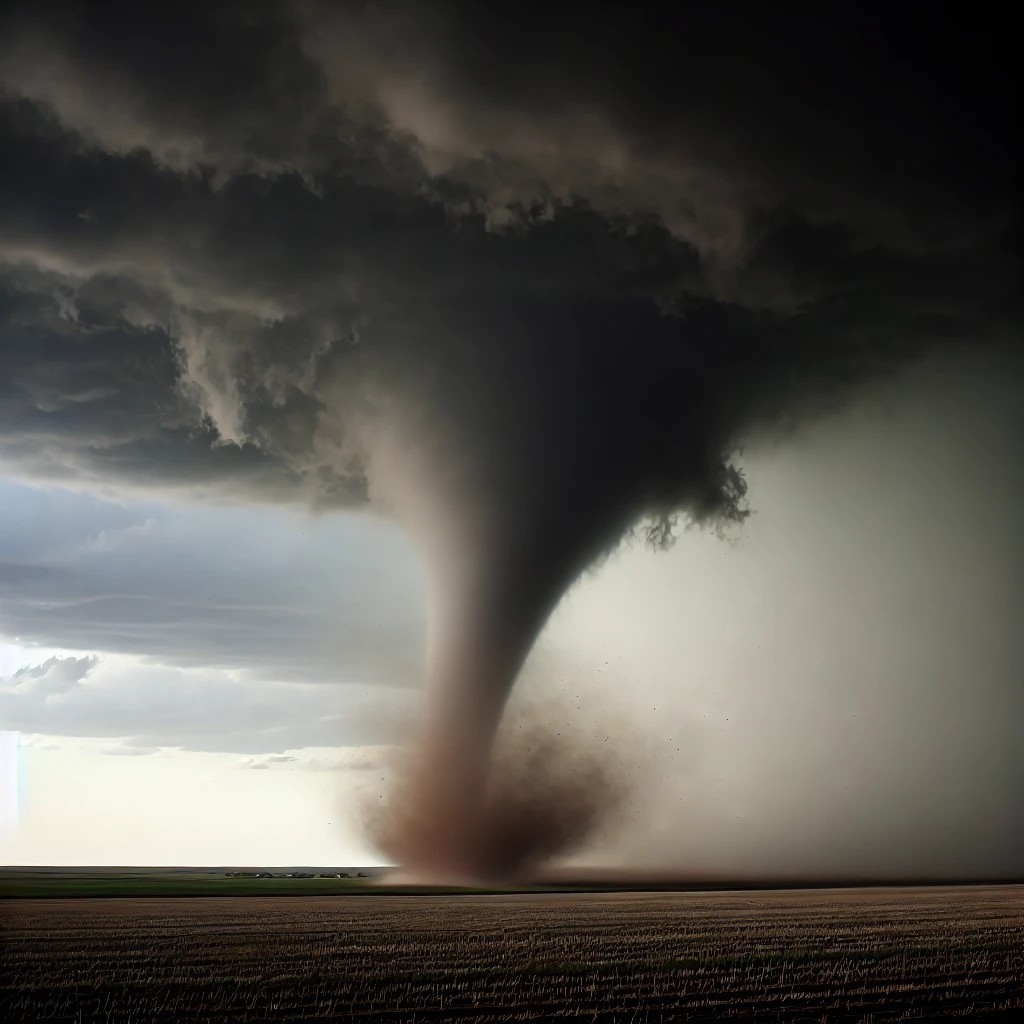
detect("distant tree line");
top-left (223, 871), bottom-right (368, 878)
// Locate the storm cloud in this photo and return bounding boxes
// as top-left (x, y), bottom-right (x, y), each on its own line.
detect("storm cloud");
top-left (0, 480), bottom-right (425, 684)
top-left (0, 2), bottom-right (1015, 510)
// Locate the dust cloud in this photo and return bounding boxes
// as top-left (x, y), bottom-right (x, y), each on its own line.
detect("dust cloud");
top-left (361, 677), bottom-right (652, 883)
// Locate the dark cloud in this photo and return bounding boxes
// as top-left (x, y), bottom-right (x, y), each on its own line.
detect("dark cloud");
top-left (0, 481), bottom-right (425, 686)
top-left (0, 3), bottom-right (1014, 511)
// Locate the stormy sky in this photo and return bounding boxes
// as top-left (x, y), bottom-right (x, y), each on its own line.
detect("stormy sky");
top-left (0, 1), bottom-right (1020, 871)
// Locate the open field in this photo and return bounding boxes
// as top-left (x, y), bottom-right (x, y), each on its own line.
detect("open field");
top-left (1, 888), bottom-right (1021, 1022)
top-left (5, 867), bottom-right (1022, 900)
top-left (0, 866), bottom-right (610, 898)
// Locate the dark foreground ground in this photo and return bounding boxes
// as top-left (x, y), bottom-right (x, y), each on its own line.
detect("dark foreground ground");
top-left (1, 887), bottom-right (1021, 1022)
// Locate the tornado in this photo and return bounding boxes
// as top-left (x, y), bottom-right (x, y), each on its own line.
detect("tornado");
top-left (346, 295), bottom-right (922, 881)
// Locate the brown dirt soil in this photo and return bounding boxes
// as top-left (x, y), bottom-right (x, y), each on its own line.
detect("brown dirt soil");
top-left (1, 886), bottom-right (1022, 1022)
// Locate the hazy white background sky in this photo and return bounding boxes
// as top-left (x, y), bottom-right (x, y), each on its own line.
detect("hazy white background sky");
top-left (2, 352), bottom-right (1021, 871)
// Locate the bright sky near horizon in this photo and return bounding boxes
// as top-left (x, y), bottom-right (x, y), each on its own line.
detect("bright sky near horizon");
top-left (3, 355), bottom-right (1021, 873)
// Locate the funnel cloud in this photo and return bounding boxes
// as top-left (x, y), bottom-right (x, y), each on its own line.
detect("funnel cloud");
top-left (0, 3), bottom-right (1018, 878)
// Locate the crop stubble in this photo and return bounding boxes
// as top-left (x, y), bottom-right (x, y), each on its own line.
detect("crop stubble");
top-left (1, 887), bottom-right (1022, 1021)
